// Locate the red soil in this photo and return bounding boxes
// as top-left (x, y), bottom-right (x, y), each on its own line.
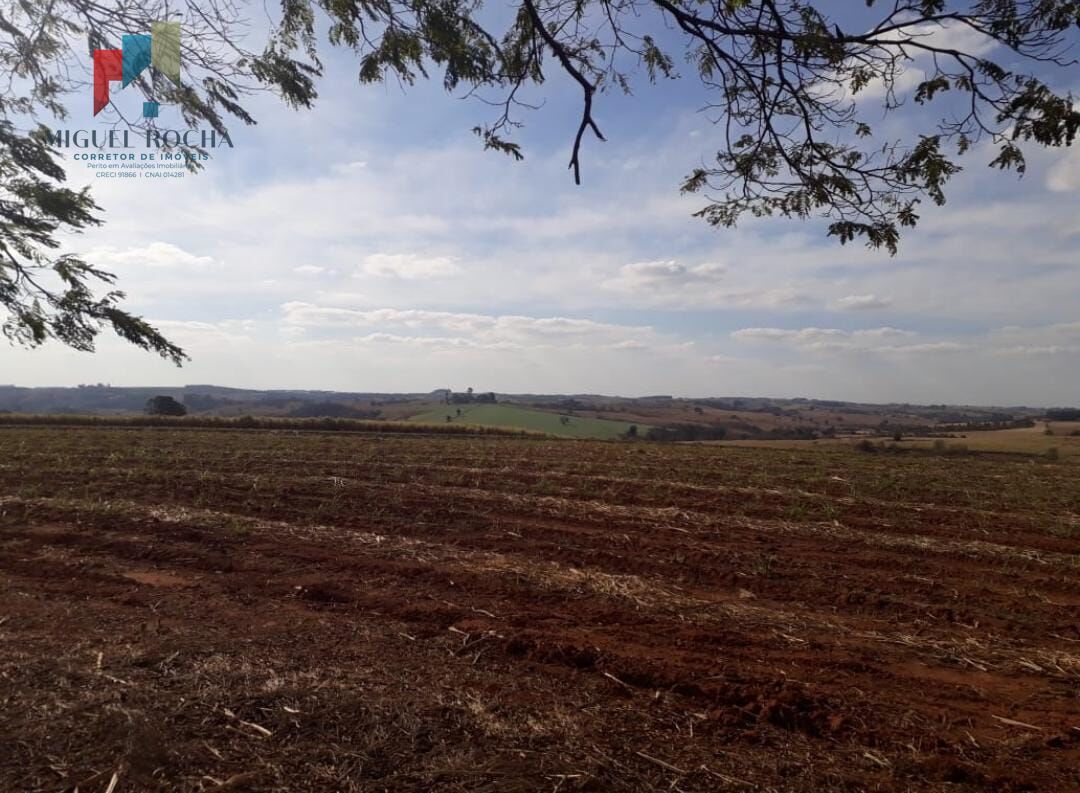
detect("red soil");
top-left (0, 427), bottom-right (1077, 791)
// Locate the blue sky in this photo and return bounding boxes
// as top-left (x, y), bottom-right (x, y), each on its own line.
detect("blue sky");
top-left (3, 4), bottom-right (1080, 405)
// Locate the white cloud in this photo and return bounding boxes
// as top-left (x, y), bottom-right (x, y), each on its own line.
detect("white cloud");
top-left (360, 253), bottom-right (460, 280)
top-left (993, 345), bottom-right (1080, 357)
top-left (987, 320), bottom-right (1080, 357)
top-left (87, 242), bottom-right (215, 269)
top-left (993, 320), bottom-right (1080, 341)
top-left (603, 260), bottom-right (725, 293)
top-left (727, 312), bottom-right (1080, 368)
top-left (833, 294), bottom-right (893, 311)
top-left (334, 160), bottom-right (368, 173)
top-left (731, 320), bottom-right (1079, 363)
top-left (294, 265), bottom-right (327, 275)
top-left (151, 319), bottom-right (257, 346)
top-left (811, 20), bottom-right (998, 108)
top-left (352, 333), bottom-right (522, 351)
top-left (853, 327), bottom-right (914, 339)
top-left (878, 20), bottom-right (1000, 58)
top-left (281, 302), bottom-right (655, 348)
top-left (732, 326), bottom-right (920, 353)
top-left (733, 327), bottom-right (849, 344)
top-left (852, 65), bottom-right (927, 103)
top-left (601, 259), bottom-right (819, 310)
top-left (607, 340), bottom-right (648, 351)
top-left (705, 354), bottom-right (740, 364)
top-left (873, 342), bottom-right (971, 355)
top-left (1047, 146), bottom-right (1080, 192)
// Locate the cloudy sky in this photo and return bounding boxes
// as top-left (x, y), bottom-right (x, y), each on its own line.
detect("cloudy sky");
top-left (4, 5), bottom-right (1079, 405)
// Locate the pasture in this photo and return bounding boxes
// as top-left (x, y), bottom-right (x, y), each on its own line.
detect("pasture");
top-left (857, 421), bottom-right (1080, 459)
top-left (719, 421), bottom-right (1080, 459)
top-left (0, 426), bottom-right (1077, 791)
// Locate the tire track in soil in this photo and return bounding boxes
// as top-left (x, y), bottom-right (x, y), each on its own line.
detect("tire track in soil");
top-left (3, 489), bottom-right (1079, 665)
top-left (3, 498), bottom-right (1078, 758)
top-left (8, 455), bottom-right (1079, 556)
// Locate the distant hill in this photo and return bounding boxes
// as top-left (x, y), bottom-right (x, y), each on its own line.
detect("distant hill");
top-left (0, 385), bottom-right (426, 418)
top-left (0, 385), bottom-right (1060, 442)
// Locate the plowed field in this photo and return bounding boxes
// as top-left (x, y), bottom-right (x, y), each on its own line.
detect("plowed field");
top-left (1, 427), bottom-right (1077, 791)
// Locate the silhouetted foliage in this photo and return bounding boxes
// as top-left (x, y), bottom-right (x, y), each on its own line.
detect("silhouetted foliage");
top-left (646, 424), bottom-right (727, 442)
top-left (145, 396), bottom-right (187, 416)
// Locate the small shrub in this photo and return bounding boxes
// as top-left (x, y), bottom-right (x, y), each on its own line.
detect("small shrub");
top-left (818, 502), bottom-right (841, 521)
top-left (1045, 447), bottom-right (1060, 461)
top-left (1050, 518), bottom-right (1077, 538)
top-left (784, 502), bottom-right (810, 521)
top-left (752, 553), bottom-right (778, 579)
top-left (854, 439), bottom-right (876, 453)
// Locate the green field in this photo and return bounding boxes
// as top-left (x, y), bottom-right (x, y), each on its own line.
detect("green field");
top-left (407, 402), bottom-right (647, 439)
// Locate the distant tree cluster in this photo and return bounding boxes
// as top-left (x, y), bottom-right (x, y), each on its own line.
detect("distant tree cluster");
top-left (1046, 408), bottom-right (1080, 421)
top-left (145, 396), bottom-right (187, 417)
top-left (446, 388), bottom-right (497, 405)
top-left (554, 399), bottom-right (585, 413)
top-left (646, 424), bottom-right (728, 442)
